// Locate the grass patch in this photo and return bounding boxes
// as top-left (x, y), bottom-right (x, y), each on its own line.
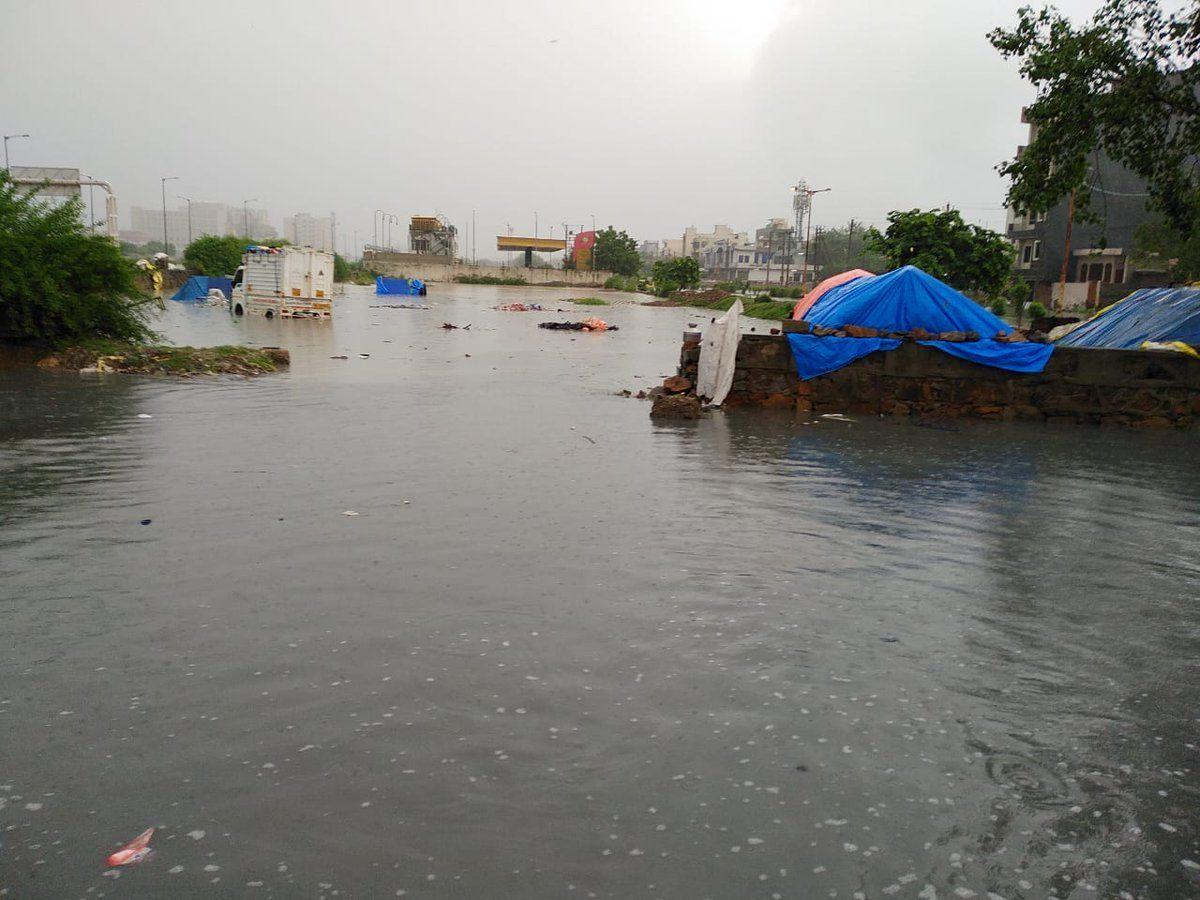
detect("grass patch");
top-left (41, 342), bottom-right (288, 376)
top-left (570, 297), bottom-right (609, 306)
top-left (647, 293), bottom-right (795, 321)
top-left (456, 274), bottom-right (527, 286)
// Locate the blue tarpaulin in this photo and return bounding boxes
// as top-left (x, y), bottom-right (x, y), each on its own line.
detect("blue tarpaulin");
top-left (787, 335), bottom-right (901, 380)
top-left (1056, 287), bottom-right (1200, 350)
top-left (789, 266), bottom-right (1054, 379)
top-left (376, 276), bottom-right (426, 296)
top-left (172, 276), bottom-right (233, 302)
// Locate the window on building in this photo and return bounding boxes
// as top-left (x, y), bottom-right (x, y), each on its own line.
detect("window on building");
top-left (738, 254), bottom-right (748, 263)
top-left (1022, 244), bottom-right (1033, 264)
top-left (1033, 240), bottom-right (1042, 260)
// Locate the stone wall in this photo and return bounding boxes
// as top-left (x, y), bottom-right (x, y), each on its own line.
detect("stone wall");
top-left (678, 332), bottom-right (1200, 428)
top-left (362, 251), bottom-right (611, 287)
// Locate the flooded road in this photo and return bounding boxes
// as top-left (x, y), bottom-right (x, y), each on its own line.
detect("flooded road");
top-left (2, 284), bottom-right (1199, 899)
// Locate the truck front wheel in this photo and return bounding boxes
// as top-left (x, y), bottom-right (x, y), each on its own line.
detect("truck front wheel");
top-left (233, 303), bottom-right (244, 316)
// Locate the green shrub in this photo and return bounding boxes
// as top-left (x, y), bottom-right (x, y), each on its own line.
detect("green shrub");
top-left (184, 235), bottom-right (250, 276)
top-left (988, 297), bottom-right (1007, 316)
top-left (603, 274), bottom-right (640, 292)
top-left (740, 299), bottom-right (796, 321)
top-left (1027, 301), bottom-right (1048, 320)
top-left (456, 274), bottom-right (526, 285)
top-left (0, 171), bottom-right (152, 345)
top-left (651, 257), bottom-right (700, 295)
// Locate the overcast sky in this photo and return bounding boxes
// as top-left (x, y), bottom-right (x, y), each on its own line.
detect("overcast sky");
top-left (2, 0), bottom-right (1106, 254)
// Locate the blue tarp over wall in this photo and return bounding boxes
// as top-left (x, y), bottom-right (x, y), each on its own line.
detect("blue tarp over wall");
top-left (172, 276), bottom-right (233, 302)
top-left (788, 265), bottom-right (1054, 380)
top-left (1056, 287), bottom-right (1200, 350)
top-left (376, 276), bottom-right (426, 296)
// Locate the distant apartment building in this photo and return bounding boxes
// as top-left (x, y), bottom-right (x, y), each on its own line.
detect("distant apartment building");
top-left (755, 217), bottom-right (797, 282)
top-left (683, 225), bottom-right (748, 262)
top-left (129, 201), bottom-right (277, 251)
top-left (285, 212), bottom-right (335, 251)
top-left (1007, 107), bottom-right (1169, 306)
top-left (638, 240), bottom-right (662, 261)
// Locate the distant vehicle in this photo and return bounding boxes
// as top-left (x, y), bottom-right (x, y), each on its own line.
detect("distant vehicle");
top-left (230, 246), bottom-right (334, 319)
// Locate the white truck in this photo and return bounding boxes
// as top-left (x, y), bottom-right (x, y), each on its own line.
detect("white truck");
top-left (230, 246), bottom-right (335, 319)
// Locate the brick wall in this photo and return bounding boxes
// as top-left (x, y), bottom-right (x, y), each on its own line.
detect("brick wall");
top-left (678, 333), bottom-right (1200, 428)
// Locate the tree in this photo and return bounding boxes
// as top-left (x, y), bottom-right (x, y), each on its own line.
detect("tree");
top-left (592, 227), bottom-right (640, 276)
top-left (333, 252), bottom-right (351, 282)
top-left (0, 171), bottom-right (151, 344)
top-left (1133, 219), bottom-right (1200, 282)
top-left (651, 257), bottom-right (701, 296)
top-left (865, 209), bottom-right (1015, 297)
top-left (184, 235), bottom-right (251, 276)
top-left (808, 222), bottom-right (889, 276)
top-left (119, 239), bottom-right (168, 259)
top-left (989, 1), bottom-right (1200, 235)
top-left (183, 235), bottom-right (290, 276)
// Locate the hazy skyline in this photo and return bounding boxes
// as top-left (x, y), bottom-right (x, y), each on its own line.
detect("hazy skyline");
top-left (2, 0), bottom-right (1106, 254)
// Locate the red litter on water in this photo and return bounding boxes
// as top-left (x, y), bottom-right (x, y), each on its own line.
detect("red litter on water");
top-left (106, 827), bottom-right (154, 867)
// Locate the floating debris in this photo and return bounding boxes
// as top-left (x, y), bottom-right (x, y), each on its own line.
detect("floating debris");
top-left (106, 827), bottom-right (154, 868)
top-left (539, 318), bottom-right (618, 333)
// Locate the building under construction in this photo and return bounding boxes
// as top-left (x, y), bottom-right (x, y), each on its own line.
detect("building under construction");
top-left (409, 215), bottom-right (457, 258)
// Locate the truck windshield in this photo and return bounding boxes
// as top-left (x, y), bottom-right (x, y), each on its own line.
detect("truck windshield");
top-left (232, 267), bottom-right (243, 289)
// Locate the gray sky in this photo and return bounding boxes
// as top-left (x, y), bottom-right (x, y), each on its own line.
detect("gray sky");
top-left (2, 0), bottom-right (1106, 252)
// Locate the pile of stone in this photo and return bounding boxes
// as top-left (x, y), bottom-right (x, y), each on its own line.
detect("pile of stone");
top-left (649, 373), bottom-right (702, 419)
top-left (791, 320), bottom-right (1044, 343)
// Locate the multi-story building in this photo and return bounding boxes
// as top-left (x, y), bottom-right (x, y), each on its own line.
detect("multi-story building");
top-left (129, 201), bottom-right (277, 252)
top-left (682, 225), bottom-right (749, 263)
top-left (285, 212), bottom-right (335, 251)
top-left (755, 217), bottom-right (797, 283)
top-left (1006, 107), bottom-right (1169, 306)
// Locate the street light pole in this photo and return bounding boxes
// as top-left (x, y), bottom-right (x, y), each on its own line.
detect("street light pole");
top-left (178, 196), bottom-right (193, 245)
top-left (161, 176), bottom-right (179, 256)
top-left (3, 133), bottom-right (30, 171)
top-left (243, 198), bottom-right (257, 239)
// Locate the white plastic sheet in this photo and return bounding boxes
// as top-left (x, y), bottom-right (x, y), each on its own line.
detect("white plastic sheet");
top-left (696, 299), bottom-right (742, 406)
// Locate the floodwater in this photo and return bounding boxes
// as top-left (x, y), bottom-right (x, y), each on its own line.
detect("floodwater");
top-left (2, 284), bottom-right (1199, 900)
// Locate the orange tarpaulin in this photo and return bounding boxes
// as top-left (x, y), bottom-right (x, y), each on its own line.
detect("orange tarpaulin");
top-left (791, 269), bottom-right (875, 320)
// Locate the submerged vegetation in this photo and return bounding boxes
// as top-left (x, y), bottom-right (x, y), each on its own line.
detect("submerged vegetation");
top-left (570, 297), bottom-right (608, 306)
top-left (602, 274), bottom-right (641, 292)
top-left (456, 274), bottom-right (527, 285)
top-left (0, 170), bottom-right (152, 346)
top-left (38, 340), bottom-right (289, 376)
top-left (649, 291), bottom-right (794, 321)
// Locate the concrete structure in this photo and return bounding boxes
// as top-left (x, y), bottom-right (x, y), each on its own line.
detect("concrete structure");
top-left (409, 215), bottom-right (457, 258)
top-left (755, 217), bottom-right (796, 283)
top-left (498, 235), bottom-right (567, 268)
top-left (9, 166), bottom-right (118, 240)
top-left (674, 328), bottom-right (1200, 427)
top-left (285, 212), bottom-right (335, 251)
top-left (364, 249), bottom-right (609, 287)
top-left (1007, 107), bottom-right (1169, 307)
top-left (683, 225), bottom-right (748, 263)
